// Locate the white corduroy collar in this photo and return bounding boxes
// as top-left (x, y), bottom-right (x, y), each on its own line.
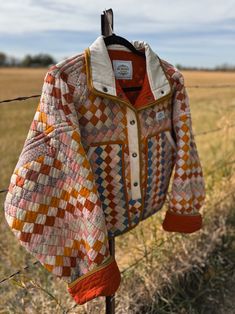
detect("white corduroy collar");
top-left (86, 35), bottom-right (172, 101)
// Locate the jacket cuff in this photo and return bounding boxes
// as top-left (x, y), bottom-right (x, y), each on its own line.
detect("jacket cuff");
top-left (67, 256), bottom-right (121, 305)
top-left (162, 210), bottom-right (203, 233)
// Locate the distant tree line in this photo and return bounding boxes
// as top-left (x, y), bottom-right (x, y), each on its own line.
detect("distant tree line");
top-left (0, 52), bottom-right (56, 67)
top-left (0, 51), bottom-right (234, 71)
top-left (175, 63), bottom-right (235, 72)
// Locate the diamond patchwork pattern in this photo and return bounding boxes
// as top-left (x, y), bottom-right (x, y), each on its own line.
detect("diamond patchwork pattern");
top-left (6, 126), bottom-right (111, 282)
top-left (4, 49), bottom-right (206, 295)
top-left (78, 97), bottom-right (127, 146)
top-left (139, 98), bottom-right (171, 138)
top-left (87, 143), bottom-right (129, 237)
top-left (4, 57), bottom-right (111, 283)
top-left (169, 114), bottom-right (205, 214)
top-left (142, 132), bottom-right (176, 220)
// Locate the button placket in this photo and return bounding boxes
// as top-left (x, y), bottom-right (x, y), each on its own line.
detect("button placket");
top-left (126, 107), bottom-right (141, 200)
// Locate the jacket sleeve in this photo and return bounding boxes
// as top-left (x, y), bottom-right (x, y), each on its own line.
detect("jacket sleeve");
top-left (162, 71), bottom-right (206, 233)
top-left (4, 68), bottom-right (121, 304)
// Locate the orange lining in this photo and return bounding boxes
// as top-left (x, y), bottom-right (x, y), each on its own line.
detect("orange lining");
top-left (162, 210), bottom-right (203, 233)
top-left (68, 257), bottom-right (121, 305)
top-left (107, 50), bottom-right (155, 108)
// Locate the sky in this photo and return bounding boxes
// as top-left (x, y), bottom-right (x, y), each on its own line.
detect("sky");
top-left (0, 0), bottom-right (235, 68)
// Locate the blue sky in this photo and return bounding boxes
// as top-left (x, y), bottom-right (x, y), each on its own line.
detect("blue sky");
top-left (0, 0), bottom-right (235, 68)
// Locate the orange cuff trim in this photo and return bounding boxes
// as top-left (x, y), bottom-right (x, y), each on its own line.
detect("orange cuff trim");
top-left (68, 256), bottom-right (121, 305)
top-left (162, 210), bottom-right (202, 233)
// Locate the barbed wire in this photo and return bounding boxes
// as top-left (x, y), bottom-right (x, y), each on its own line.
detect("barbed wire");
top-left (0, 261), bottom-right (40, 285)
top-left (0, 122), bottom-right (234, 195)
top-left (205, 159), bottom-right (235, 176)
top-left (65, 190), bottom-right (235, 313)
top-left (0, 83), bottom-right (234, 289)
top-left (120, 236), bottom-right (173, 275)
top-left (0, 167), bottom-right (234, 287)
top-left (195, 123), bottom-right (235, 136)
top-left (130, 190), bottom-right (235, 270)
top-left (0, 150), bottom-right (235, 284)
top-left (0, 174), bottom-right (234, 314)
top-left (0, 189), bottom-right (8, 194)
top-left (0, 95), bottom-right (40, 104)
top-left (0, 84), bottom-right (235, 105)
top-left (186, 84), bottom-right (235, 89)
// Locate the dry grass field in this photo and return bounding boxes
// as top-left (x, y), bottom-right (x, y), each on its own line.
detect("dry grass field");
top-left (0, 68), bottom-right (234, 313)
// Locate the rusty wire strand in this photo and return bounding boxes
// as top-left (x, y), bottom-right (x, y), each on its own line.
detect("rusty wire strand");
top-left (0, 95), bottom-right (40, 104)
top-left (0, 83), bottom-right (234, 287)
top-left (195, 123), bottom-right (235, 136)
top-left (0, 122), bottom-right (235, 194)
top-left (0, 176), bottom-right (234, 286)
top-left (0, 84), bottom-right (235, 105)
top-left (0, 261), bottom-right (40, 284)
top-left (65, 191), bottom-right (235, 312)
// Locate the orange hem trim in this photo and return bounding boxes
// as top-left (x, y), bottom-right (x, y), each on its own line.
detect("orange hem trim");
top-left (162, 210), bottom-right (202, 233)
top-left (67, 257), bottom-right (121, 305)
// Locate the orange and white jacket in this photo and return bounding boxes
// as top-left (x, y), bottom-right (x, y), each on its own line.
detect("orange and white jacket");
top-left (4, 35), bottom-right (206, 304)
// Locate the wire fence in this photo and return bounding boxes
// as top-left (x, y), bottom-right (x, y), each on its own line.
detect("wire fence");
top-left (195, 123), bottom-right (235, 136)
top-left (0, 84), bottom-right (235, 105)
top-left (0, 187), bottom-right (234, 285)
top-left (0, 120), bottom-right (234, 195)
top-left (0, 83), bottom-right (234, 311)
top-left (0, 94), bottom-right (40, 104)
top-left (0, 261), bottom-right (40, 285)
top-left (66, 188), bottom-right (235, 313)
top-left (187, 84), bottom-right (235, 89)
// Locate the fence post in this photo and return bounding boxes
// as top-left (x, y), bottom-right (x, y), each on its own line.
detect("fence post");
top-left (105, 237), bottom-right (115, 314)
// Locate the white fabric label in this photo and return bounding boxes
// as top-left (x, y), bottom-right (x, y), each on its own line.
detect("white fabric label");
top-left (112, 60), bottom-right (133, 79)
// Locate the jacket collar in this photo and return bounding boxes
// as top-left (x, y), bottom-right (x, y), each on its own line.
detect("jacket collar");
top-left (85, 35), bottom-right (172, 103)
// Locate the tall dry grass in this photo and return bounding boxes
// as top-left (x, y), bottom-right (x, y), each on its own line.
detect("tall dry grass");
top-left (0, 69), bottom-right (235, 313)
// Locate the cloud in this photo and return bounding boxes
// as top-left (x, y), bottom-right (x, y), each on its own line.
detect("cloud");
top-left (0, 0), bottom-right (235, 34)
top-left (0, 0), bottom-right (234, 67)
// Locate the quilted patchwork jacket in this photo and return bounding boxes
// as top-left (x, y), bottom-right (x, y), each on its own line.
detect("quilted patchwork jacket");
top-left (4, 35), bottom-right (206, 305)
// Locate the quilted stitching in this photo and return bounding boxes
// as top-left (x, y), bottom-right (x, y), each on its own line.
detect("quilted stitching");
top-left (142, 132), bottom-right (176, 220)
top-left (68, 257), bottom-right (121, 305)
top-left (5, 58), bottom-right (112, 283)
top-left (4, 42), bottom-right (206, 304)
top-left (87, 143), bottom-right (129, 237)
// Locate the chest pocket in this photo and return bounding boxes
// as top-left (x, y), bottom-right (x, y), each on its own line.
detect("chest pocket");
top-left (142, 129), bottom-right (177, 220)
top-left (86, 142), bottom-right (129, 237)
